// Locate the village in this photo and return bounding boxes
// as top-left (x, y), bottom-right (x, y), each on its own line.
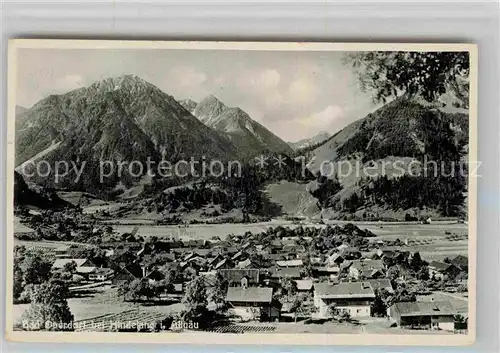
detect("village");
top-left (13, 210), bottom-right (469, 334)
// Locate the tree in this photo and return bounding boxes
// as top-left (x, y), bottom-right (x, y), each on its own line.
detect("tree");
top-left (327, 303), bottom-right (338, 318)
top-left (154, 271), bottom-right (175, 299)
top-left (122, 278), bottom-right (154, 303)
top-left (72, 274), bottom-right (85, 284)
top-left (63, 261), bottom-right (78, 275)
top-left (20, 252), bottom-right (52, 285)
top-left (416, 265), bottom-right (430, 280)
top-left (281, 277), bottom-right (298, 297)
top-left (386, 266), bottom-right (401, 281)
top-left (21, 278), bottom-right (74, 331)
top-left (183, 266), bottom-right (198, 282)
top-left (343, 51), bottom-right (470, 108)
top-left (181, 277), bottom-right (208, 323)
top-left (371, 288), bottom-right (389, 317)
top-left (410, 252), bottom-right (425, 273)
top-left (209, 272), bottom-right (228, 312)
top-left (338, 310), bottom-right (351, 322)
top-left (289, 294), bottom-right (310, 322)
top-left (117, 281), bottom-right (130, 301)
top-left (13, 261), bottom-right (24, 301)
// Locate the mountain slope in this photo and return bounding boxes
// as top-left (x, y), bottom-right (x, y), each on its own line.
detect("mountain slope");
top-left (288, 131), bottom-right (330, 151)
top-left (14, 171), bottom-right (71, 209)
top-left (178, 99), bottom-right (197, 114)
top-left (193, 94), bottom-right (294, 157)
top-left (15, 75), bottom-right (238, 194)
top-left (305, 97), bottom-right (468, 218)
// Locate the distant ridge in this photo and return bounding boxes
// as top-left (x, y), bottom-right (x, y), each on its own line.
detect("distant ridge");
top-left (288, 131), bottom-right (330, 151)
top-left (193, 94), bottom-right (293, 157)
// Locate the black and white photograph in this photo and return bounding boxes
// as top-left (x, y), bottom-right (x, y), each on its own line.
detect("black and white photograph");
top-left (5, 40), bottom-right (477, 345)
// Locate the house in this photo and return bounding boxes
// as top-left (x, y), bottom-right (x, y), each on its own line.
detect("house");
top-left (52, 258), bottom-right (95, 270)
top-left (76, 266), bottom-right (99, 277)
top-left (109, 250), bottom-right (137, 269)
top-left (145, 268), bottom-right (165, 282)
top-left (214, 258), bottom-right (233, 270)
top-left (53, 245), bottom-right (71, 258)
top-left (271, 267), bottom-right (302, 280)
top-left (312, 266), bottom-right (340, 278)
top-left (88, 268), bottom-right (114, 281)
top-left (428, 261), bottom-right (461, 280)
top-left (265, 253), bottom-right (287, 262)
top-left (347, 260), bottom-right (385, 280)
top-left (326, 253), bottom-right (344, 266)
top-left (219, 269), bottom-right (261, 287)
top-left (207, 253), bottom-right (224, 268)
top-left (225, 286), bottom-right (280, 322)
top-left (313, 281), bottom-right (375, 317)
top-left (295, 279), bottom-right (314, 292)
top-left (450, 255), bottom-right (468, 273)
top-left (282, 243), bottom-right (306, 254)
top-left (236, 258), bottom-right (258, 269)
top-left (231, 250), bottom-right (247, 262)
top-left (276, 259), bottom-right (303, 268)
top-left (111, 263), bottom-right (144, 286)
top-left (366, 278), bottom-right (394, 294)
top-left (376, 247), bottom-right (410, 263)
top-left (340, 247), bottom-right (362, 260)
top-left (389, 301), bottom-right (456, 331)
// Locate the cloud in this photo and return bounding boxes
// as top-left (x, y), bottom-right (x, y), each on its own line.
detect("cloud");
top-left (53, 74), bottom-right (86, 93)
top-left (300, 105), bottom-right (344, 130)
top-left (170, 66), bottom-right (207, 88)
top-left (236, 68), bottom-right (281, 91)
top-left (287, 77), bottom-right (318, 106)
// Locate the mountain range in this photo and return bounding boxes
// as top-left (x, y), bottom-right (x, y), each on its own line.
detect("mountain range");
top-left (15, 75), bottom-right (239, 193)
top-left (15, 75), bottom-right (293, 195)
top-left (305, 97), bottom-right (468, 218)
top-left (288, 131), bottom-right (330, 151)
top-left (14, 75), bottom-right (468, 218)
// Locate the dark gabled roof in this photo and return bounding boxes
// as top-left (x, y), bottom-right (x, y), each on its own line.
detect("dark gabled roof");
top-left (208, 254), bottom-right (223, 266)
top-left (451, 255), bottom-right (468, 267)
top-left (349, 259), bottom-right (384, 271)
top-left (145, 268), bottom-right (165, 280)
top-left (429, 260), bottom-right (453, 271)
top-left (219, 269), bottom-right (260, 284)
top-left (194, 248), bottom-right (213, 257)
top-left (314, 281), bottom-right (375, 299)
top-left (391, 301), bottom-right (456, 317)
top-left (271, 267), bottom-right (302, 279)
top-left (226, 287), bottom-right (273, 303)
top-left (231, 250), bottom-right (246, 260)
top-left (214, 258), bottom-right (230, 270)
top-left (357, 268), bottom-right (385, 279)
top-left (114, 262), bottom-right (143, 279)
top-left (341, 247), bottom-right (361, 254)
top-left (366, 279), bottom-right (394, 293)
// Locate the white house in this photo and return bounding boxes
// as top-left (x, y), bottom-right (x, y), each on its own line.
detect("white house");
top-left (313, 281), bottom-right (375, 318)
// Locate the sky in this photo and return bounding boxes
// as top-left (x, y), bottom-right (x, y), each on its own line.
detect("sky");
top-left (16, 48), bottom-right (377, 142)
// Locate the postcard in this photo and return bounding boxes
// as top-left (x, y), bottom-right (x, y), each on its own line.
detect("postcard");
top-left (5, 40), bottom-right (477, 345)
